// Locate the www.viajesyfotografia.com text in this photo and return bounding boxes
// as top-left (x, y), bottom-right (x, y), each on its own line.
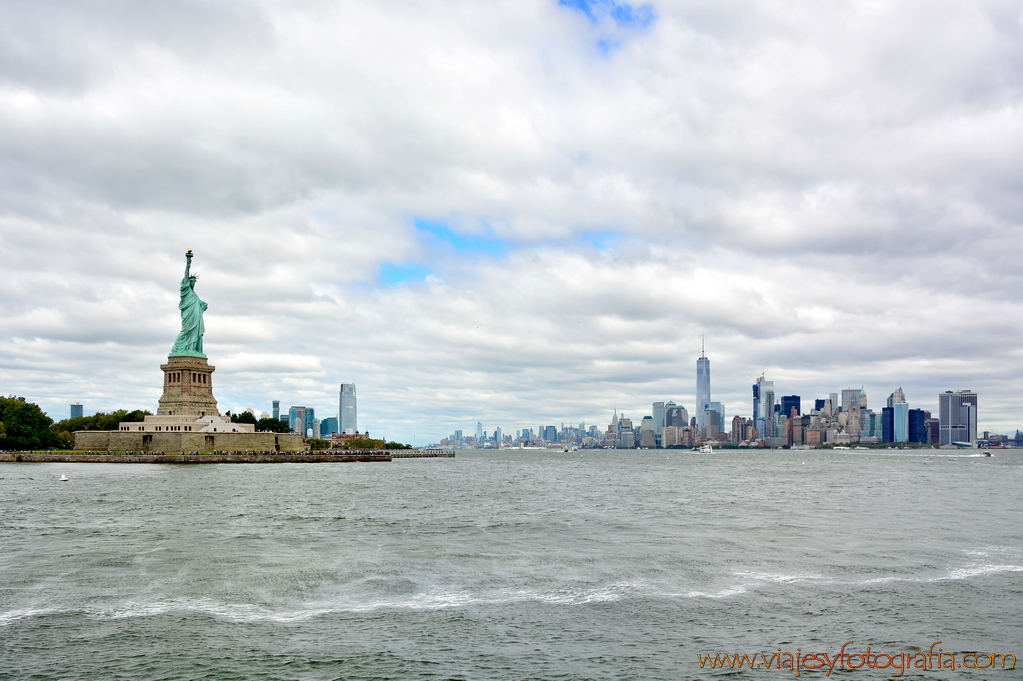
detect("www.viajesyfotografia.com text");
top-left (697, 641), bottom-right (1016, 676)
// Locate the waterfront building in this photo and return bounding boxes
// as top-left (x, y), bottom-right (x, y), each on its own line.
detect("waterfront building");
top-left (70, 402), bottom-right (83, 419)
top-left (696, 341), bottom-right (710, 430)
top-left (730, 415), bottom-right (748, 443)
top-left (881, 406), bottom-right (894, 443)
top-left (288, 406), bottom-right (315, 435)
top-left (661, 426), bottom-right (679, 447)
top-left (652, 402), bottom-right (666, 436)
top-left (701, 408), bottom-right (721, 440)
top-left (939, 390), bottom-right (978, 445)
top-left (665, 404), bottom-right (689, 428)
top-left (780, 395), bottom-right (800, 417)
top-left (753, 376), bottom-right (774, 439)
top-left (320, 416), bottom-right (338, 437)
top-left (339, 384), bottom-right (358, 434)
top-left (893, 402), bottom-right (908, 443)
top-left (861, 410), bottom-right (882, 441)
top-left (908, 409), bottom-right (927, 444)
top-left (886, 388), bottom-right (908, 443)
top-left (639, 416), bottom-right (656, 447)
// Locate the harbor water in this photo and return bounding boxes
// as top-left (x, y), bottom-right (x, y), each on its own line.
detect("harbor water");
top-left (1, 449), bottom-right (1020, 679)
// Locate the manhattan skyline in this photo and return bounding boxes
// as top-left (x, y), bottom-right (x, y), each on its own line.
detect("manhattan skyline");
top-left (3, 2), bottom-right (1023, 444)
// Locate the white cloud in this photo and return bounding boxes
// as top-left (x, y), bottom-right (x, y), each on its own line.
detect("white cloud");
top-left (3, 0), bottom-right (1023, 441)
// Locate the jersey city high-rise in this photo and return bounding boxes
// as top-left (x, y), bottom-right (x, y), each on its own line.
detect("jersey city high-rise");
top-left (339, 383), bottom-right (358, 434)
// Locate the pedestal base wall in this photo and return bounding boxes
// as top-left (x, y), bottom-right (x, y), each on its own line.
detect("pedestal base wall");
top-left (73, 430), bottom-right (307, 452)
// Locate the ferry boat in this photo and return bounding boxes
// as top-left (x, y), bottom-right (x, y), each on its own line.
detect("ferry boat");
top-left (698, 443), bottom-right (714, 454)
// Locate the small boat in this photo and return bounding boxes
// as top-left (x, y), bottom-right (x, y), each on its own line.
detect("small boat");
top-left (59, 474), bottom-right (68, 482)
top-left (699, 443), bottom-right (713, 454)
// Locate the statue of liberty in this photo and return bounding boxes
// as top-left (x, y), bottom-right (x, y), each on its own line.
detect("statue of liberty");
top-left (170, 250), bottom-right (208, 357)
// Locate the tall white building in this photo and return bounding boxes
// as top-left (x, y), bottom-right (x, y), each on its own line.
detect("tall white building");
top-left (339, 383), bottom-right (357, 434)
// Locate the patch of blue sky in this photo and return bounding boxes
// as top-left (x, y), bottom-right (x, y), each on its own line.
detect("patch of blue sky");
top-left (557, 0), bottom-right (656, 29)
top-left (378, 261), bottom-right (431, 285)
top-left (578, 230), bottom-right (625, 250)
top-left (414, 218), bottom-right (509, 259)
top-left (597, 37), bottom-right (622, 55)
top-left (372, 221), bottom-right (627, 286)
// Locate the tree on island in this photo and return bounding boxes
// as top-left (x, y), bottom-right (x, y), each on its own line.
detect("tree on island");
top-left (334, 437), bottom-right (412, 450)
top-left (254, 417), bottom-right (292, 433)
top-left (49, 409), bottom-right (151, 449)
top-left (226, 411), bottom-right (258, 425)
top-left (0, 396), bottom-right (58, 450)
top-left (51, 410), bottom-right (150, 434)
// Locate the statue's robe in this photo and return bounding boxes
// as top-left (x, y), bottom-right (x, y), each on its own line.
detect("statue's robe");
top-left (170, 278), bottom-right (207, 355)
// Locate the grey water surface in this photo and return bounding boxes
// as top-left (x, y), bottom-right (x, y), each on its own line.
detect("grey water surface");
top-left (1, 449), bottom-right (1020, 680)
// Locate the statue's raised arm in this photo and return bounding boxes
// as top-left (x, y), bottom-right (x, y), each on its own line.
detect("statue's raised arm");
top-left (169, 249), bottom-right (208, 358)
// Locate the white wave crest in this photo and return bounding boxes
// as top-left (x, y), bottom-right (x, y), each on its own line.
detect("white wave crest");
top-left (0, 607), bottom-right (61, 626)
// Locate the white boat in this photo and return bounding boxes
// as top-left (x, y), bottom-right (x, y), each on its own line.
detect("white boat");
top-left (699, 443), bottom-right (713, 454)
top-left (59, 474), bottom-right (68, 482)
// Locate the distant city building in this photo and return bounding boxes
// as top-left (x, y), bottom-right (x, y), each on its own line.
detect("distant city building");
top-left (908, 409), bottom-right (927, 444)
top-left (652, 402), bottom-right (666, 436)
top-left (665, 403), bottom-right (689, 428)
top-left (543, 425), bottom-right (557, 442)
top-left (841, 389), bottom-right (860, 412)
top-left (70, 402), bottom-right (83, 419)
top-left (939, 390), bottom-right (977, 445)
top-left (696, 341), bottom-right (711, 429)
top-left (753, 375), bottom-right (774, 439)
top-left (887, 388), bottom-right (908, 442)
top-left (780, 395), bottom-right (800, 417)
top-left (339, 383), bottom-right (357, 434)
top-left (272, 400), bottom-right (280, 420)
top-left (288, 406), bottom-right (315, 435)
top-left (320, 417), bottom-right (338, 437)
top-left (881, 406), bottom-right (894, 443)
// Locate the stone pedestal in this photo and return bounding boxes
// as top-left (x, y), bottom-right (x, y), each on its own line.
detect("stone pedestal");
top-left (158, 355), bottom-right (220, 416)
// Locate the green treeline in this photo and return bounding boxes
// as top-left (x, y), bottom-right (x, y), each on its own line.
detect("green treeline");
top-left (0, 395), bottom-right (150, 450)
top-left (0, 396), bottom-right (415, 451)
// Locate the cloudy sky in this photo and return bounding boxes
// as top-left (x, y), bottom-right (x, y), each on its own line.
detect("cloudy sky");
top-left (3, 0), bottom-right (1023, 443)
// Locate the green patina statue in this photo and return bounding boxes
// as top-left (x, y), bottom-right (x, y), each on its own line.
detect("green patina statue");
top-left (169, 250), bottom-right (208, 357)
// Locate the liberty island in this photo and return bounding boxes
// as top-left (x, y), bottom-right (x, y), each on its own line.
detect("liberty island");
top-left (69, 251), bottom-right (308, 454)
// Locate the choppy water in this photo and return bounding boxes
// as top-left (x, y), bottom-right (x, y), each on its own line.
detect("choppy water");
top-left (1, 449), bottom-right (1020, 680)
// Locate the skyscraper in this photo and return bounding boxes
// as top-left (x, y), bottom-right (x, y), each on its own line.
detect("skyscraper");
top-left (908, 409), bottom-right (927, 444)
top-left (753, 375), bottom-right (774, 439)
top-left (888, 387), bottom-right (908, 443)
top-left (780, 395), bottom-right (801, 417)
top-left (939, 390), bottom-right (977, 445)
top-left (696, 339), bottom-right (710, 430)
top-left (652, 402), bottom-right (666, 436)
top-left (70, 402), bottom-right (83, 419)
top-left (272, 400), bottom-right (280, 420)
top-left (288, 406), bottom-right (314, 435)
top-left (320, 417), bottom-right (338, 437)
top-left (339, 383), bottom-right (357, 434)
